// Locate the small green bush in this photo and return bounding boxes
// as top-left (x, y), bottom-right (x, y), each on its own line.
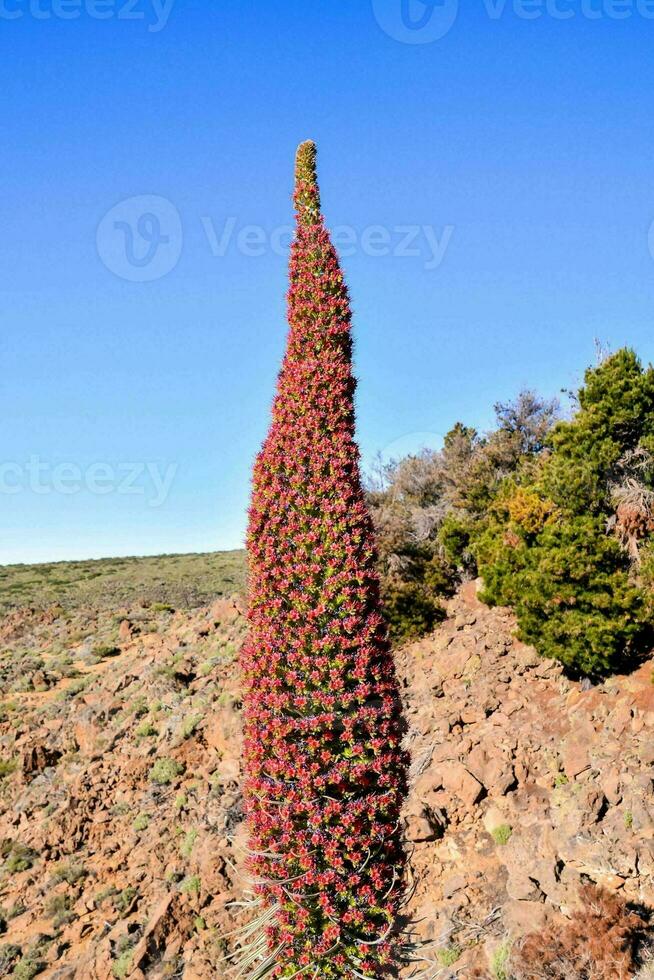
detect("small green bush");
top-left (490, 939), bottom-right (512, 980)
top-left (3, 843), bottom-right (37, 874)
top-left (0, 758), bottom-right (17, 780)
top-left (112, 946), bottom-right (133, 979)
top-left (381, 579), bottom-right (447, 643)
top-left (133, 813), bottom-right (149, 832)
top-left (51, 860), bottom-right (86, 885)
top-left (92, 644), bottom-right (120, 659)
top-left (436, 945), bottom-right (461, 967)
top-left (0, 945), bottom-right (21, 973)
top-left (491, 824), bottom-right (512, 845)
top-left (151, 602), bottom-right (175, 613)
top-left (178, 713), bottom-right (203, 740)
top-left (13, 956), bottom-right (45, 980)
top-left (180, 875), bottom-right (200, 897)
top-left (149, 758), bottom-right (184, 785)
top-left (135, 720), bottom-right (157, 739)
top-left (44, 894), bottom-right (74, 928)
top-left (114, 886), bottom-right (137, 915)
top-left (180, 828), bottom-right (198, 860)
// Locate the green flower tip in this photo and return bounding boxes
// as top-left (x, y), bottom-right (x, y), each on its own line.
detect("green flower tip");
top-left (295, 139), bottom-right (318, 185)
top-left (295, 139), bottom-right (321, 224)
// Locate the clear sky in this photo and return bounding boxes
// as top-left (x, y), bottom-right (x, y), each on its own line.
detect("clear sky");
top-left (2, 0), bottom-right (654, 565)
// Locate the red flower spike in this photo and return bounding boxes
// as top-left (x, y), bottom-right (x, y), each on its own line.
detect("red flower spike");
top-left (241, 140), bottom-right (409, 978)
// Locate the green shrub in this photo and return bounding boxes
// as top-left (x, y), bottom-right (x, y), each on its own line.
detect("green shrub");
top-left (180, 828), bottom-right (198, 860)
top-left (178, 712), bottom-right (203, 740)
top-left (0, 758), bottom-right (17, 781)
top-left (112, 941), bottom-right (134, 980)
top-left (129, 696), bottom-right (148, 718)
top-left (44, 893), bottom-right (74, 928)
top-left (112, 952), bottom-right (132, 980)
top-left (0, 945), bottom-right (21, 973)
top-left (180, 875), bottom-right (200, 897)
top-left (381, 579), bottom-right (446, 642)
top-left (92, 644), bottom-right (120, 659)
top-left (477, 350), bottom-right (654, 677)
top-left (3, 843), bottom-right (37, 874)
top-left (13, 955), bottom-right (45, 980)
top-left (367, 394), bottom-right (558, 642)
top-left (480, 513), bottom-right (648, 676)
top-left (51, 860), bottom-right (86, 885)
top-left (114, 886), bottom-right (138, 915)
top-left (135, 720), bottom-right (157, 739)
top-left (436, 945), bottom-right (461, 967)
top-left (133, 813), bottom-right (149, 832)
top-left (490, 939), bottom-right (512, 980)
top-left (149, 758), bottom-right (184, 785)
top-left (491, 824), bottom-right (512, 845)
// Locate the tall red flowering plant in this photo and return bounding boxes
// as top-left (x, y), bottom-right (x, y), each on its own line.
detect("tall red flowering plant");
top-left (239, 141), bottom-right (408, 979)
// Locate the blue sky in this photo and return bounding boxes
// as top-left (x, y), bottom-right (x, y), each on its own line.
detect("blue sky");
top-left (2, 0), bottom-right (654, 564)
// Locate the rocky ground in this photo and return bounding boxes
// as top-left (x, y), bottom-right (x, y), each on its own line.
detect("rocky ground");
top-left (1, 578), bottom-right (653, 978)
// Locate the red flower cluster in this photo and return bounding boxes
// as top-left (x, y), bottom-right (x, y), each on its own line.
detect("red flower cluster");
top-left (241, 141), bottom-right (408, 978)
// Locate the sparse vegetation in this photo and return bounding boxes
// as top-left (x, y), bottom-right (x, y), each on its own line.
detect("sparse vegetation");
top-left (112, 951), bottom-right (133, 980)
top-left (92, 644), bottom-right (120, 659)
top-left (180, 874), bottom-right (201, 897)
top-left (490, 939), bottom-right (512, 980)
top-left (0, 945), bottom-right (21, 973)
top-left (9, 939), bottom-right (50, 980)
top-left (178, 712), bottom-right (203, 740)
top-left (112, 938), bottom-right (135, 980)
top-left (511, 884), bottom-right (645, 978)
top-left (180, 828), bottom-right (198, 860)
top-left (436, 945), bottom-right (462, 967)
top-left (3, 842), bottom-right (37, 874)
top-left (114, 886), bottom-right (138, 915)
top-left (44, 893), bottom-right (74, 928)
top-left (491, 824), bottom-right (512, 845)
top-left (51, 860), bottom-right (86, 885)
top-left (0, 551), bottom-right (245, 616)
top-left (0, 758), bottom-right (17, 781)
top-left (151, 602), bottom-right (175, 613)
top-left (149, 758), bottom-right (184, 785)
top-left (135, 719), bottom-right (158, 739)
